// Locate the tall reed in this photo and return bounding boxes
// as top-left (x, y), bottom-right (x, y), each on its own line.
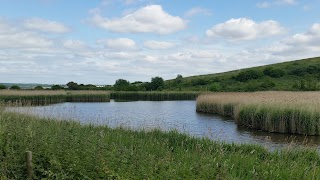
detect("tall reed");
top-left (110, 91), bottom-right (199, 101)
top-left (0, 90), bottom-right (110, 105)
top-left (196, 92), bottom-right (320, 135)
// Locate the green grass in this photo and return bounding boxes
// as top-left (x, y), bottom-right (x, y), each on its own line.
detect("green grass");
top-left (164, 56), bottom-right (320, 91)
top-left (1, 111), bottom-right (320, 179)
top-left (110, 91), bottom-right (200, 101)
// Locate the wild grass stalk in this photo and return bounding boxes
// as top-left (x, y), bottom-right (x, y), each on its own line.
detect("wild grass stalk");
top-left (197, 92), bottom-right (320, 135)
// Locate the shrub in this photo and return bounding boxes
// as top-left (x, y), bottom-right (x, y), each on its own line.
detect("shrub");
top-left (0, 84), bottom-right (6, 89)
top-left (263, 67), bottom-right (285, 78)
top-left (235, 69), bottom-right (263, 82)
top-left (209, 83), bottom-right (221, 92)
top-left (10, 85), bottom-right (21, 90)
top-left (34, 85), bottom-right (44, 90)
top-left (191, 78), bottom-right (209, 86)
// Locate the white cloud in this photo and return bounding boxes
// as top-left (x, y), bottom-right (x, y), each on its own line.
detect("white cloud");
top-left (89, 5), bottom-right (187, 34)
top-left (206, 18), bottom-right (286, 41)
top-left (0, 32), bottom-right (53, 49)
top-left (267, 23), bottom-right (320, 55)
top-left (257, 0), bottom-right (297, 8)
top-left (23, 18), bottom-right (70, 33)
top-left (0, 20), bottom-right (53, 49)
top-left (63, 40), bottom-right (87, 50)
top-left (185, 7), bottom-right (212, 17)
top-left (144, 40), bottom-right (175, 50)
top-left (97, 38), bottom-right (138, 51)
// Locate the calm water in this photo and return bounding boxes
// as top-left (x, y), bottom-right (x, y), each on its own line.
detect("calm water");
top-left (7, 100), bottom-right (320, 150)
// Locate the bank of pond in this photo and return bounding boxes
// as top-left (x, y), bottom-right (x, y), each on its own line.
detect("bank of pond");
top-left (1, 111), bottom-right (320, 179)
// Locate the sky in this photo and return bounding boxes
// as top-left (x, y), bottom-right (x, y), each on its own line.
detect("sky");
top-left (0, 0), bottom-right (320, 85)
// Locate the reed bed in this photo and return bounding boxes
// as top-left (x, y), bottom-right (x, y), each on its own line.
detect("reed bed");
top-left (196, 92), bottom-right (320, 135)
top-left (1, 111), bottom-right (320, 179)
top-left (110, 91), bottom-right (199, 101)
top-left (0, 90), bottom-right (110, 105)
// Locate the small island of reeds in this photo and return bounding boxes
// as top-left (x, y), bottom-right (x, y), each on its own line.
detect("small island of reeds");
top-left (197, 92), bottom-right (320, 135)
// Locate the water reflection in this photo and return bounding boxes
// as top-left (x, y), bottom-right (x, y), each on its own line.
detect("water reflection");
top-left (6, 100), bottom-right (320, 150)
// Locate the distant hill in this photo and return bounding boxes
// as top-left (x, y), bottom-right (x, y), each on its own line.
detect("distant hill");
top-left (164, 57), bottom-right (320, 92)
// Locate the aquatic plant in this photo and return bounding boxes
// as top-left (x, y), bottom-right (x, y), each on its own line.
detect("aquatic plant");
top-left (197, 92), bottom-right (320, 135)
top-left (110, 91), bottom-right (199, 101)
top-left (0, 90), bottom-right (110, 105)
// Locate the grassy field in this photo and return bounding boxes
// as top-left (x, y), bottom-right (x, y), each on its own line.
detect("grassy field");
top-left (1, 110), bottom-right (320, 179)
top-left (197, 92), bottom-right (320, 135)
top-left (164, 56), bottom-right (320, 91)
top-left (0, 90), bottom-right (110, 105)
top-left (110, 91), bottom-right (200, 101)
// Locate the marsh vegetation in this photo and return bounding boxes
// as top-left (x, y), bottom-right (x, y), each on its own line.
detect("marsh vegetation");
top-left (1, 111), bottom-right (320, 179)
top-left (197, 92), bottom-right (320, 135)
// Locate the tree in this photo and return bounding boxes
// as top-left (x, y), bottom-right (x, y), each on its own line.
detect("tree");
top-left (34, 85), bottom-right (44, 90)
top-left (51, 85), bottom-right (63, 90)
top-left (67, 81), bottom-right (79, 90)
top-left (150, 76), bottom-right (164, 91)
top-left (113, 79), bottom-right (130, 91)
top-left (0, 84), bottom-right (6, 89)
top-left (174, 74), bottom-right (183, 84)
top-left (10, 85), bottom-right (20, 90)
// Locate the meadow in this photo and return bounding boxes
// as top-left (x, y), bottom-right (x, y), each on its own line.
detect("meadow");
top-left (0, 90), bottom-right (110, 105)
top-left (197, 92), bottom-right (320, 135)
top-left (1, 110), bottom-right (320, 179)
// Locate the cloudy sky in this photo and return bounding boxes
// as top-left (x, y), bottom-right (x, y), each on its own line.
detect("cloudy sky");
top-left (0, 0), bottom-right (320, 85)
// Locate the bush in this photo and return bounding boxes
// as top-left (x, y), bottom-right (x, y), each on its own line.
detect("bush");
top-left (34, 85), bottom-right (44, 90)
top-left (0, 84), bottom-right (6, 89)
top-left (191, 78), bottom-right (209, 86)
top-left (235, 70), bottom-right (263, 82)
top-left (51, 85), bottom-right (64, 90)
top-left (209, 83), bottom-right (221, 92)
top-left (263, 67), bottom-right (285, 78)
top-left (10, 85), bottom-right (21, 90)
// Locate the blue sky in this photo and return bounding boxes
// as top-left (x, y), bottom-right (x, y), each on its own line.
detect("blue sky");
top-left (0, 0), bottom-right (320, 85)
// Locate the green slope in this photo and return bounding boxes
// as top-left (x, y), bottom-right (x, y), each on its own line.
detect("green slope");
top-left (164, 56), bottom-right (320, 92)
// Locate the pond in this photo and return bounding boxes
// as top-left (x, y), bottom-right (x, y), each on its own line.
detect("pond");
top-left (7, 100), bottom-right (320, 150)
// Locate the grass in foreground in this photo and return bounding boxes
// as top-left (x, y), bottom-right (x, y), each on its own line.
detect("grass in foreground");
top-left (1, 111), bottom-right (320, 179)
top-left (197, 91), bottom-right (320, 135)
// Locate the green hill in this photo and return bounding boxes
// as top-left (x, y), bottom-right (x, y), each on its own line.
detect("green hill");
top-left (164, 56), bottom-right (320, 92)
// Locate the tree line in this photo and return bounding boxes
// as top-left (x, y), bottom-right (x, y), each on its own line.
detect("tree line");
top-left (0, 76), bottom-right (165, 91)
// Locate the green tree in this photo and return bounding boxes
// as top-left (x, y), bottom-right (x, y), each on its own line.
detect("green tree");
top-left (34, 85), bottom-right (44, 90)
top-left (150, 77), bottom-right (164, 91)
top-left (113, 79), bottom-right (130, 91)
top-left (51, 85), bottom-right (63, 90)
top-left (10, 85), bottom-right (20, 90)
top-left (174, 74), bottom-right (183, 84)
top-left (0, 84), bottom-right (6, 89)
top-left (67, 81), bottom-right (79, 90)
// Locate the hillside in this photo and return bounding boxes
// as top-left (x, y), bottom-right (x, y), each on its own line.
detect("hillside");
top-left (163, 57), bottom-right (320, 92)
